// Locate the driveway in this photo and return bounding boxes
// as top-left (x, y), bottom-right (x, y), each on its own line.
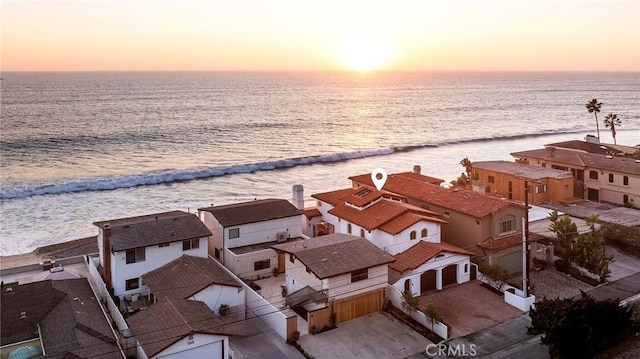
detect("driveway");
top-left (297, 312), bottom-right (431, 359)
top-left (418, 281), bottom-right (522, 339)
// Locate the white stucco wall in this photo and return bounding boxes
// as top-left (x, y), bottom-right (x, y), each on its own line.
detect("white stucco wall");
top-left (224, 216), bottom-right (302, 249)
top-left (284, 253), bottom-right (323, 294)
top-left (191, 285), bottom-right (245, 319)
top-left (224, 248), bottom-right (279, 279)
top-left (111, 237), bottom-right (208, 297)
top-left (151, 333), bottom-right (227, 359)
top-left (392, 253), bottom-right (471, 295)
top-left (369, 221), bottom-right (442, 255)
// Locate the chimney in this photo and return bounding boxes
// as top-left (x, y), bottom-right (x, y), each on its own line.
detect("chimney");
top-left (102, 223), bottom-right (113, 293)
top-left (292, 184), bottom-right (304, 210)
top-left (413, 165), bottom-right (421, 174)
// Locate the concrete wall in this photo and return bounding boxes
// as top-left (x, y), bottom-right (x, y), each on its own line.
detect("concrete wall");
top-left (88, 256), bottom-right (129, 333)
top-left (386, 286), bottom-right (448, 340)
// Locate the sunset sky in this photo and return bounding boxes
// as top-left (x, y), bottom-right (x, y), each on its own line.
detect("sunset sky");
top-left (2, 0), bottom-right (639, 72)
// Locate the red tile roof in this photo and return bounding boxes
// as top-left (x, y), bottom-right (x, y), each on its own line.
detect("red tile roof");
top-left (303, 208), bottom-right (322, 218)
top-left (349, 172), bottom-right (444, 186)
top-left (319, 189), bottom-right (447, 234)
top-left (477, 232), bottom-right (542, 251)
top-left (390, 241), bottom-right (475, 273)
top-left (351, 172), bottom-right (523, 218)
top-left (312, 188), bottom-right (358, 206)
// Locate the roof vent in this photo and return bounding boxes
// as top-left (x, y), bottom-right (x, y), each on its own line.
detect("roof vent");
top-left (20, 311), bottom-right (27, 319)
top-left (5, 287), bottom-right (14, 294)
top-left (606, 155), bottom-right (613, 159)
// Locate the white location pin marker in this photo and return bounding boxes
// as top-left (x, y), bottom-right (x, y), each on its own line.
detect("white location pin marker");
top-left (371, 168), bottom-right (388, 191)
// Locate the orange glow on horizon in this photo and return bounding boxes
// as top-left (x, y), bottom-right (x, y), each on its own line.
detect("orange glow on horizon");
top-left (1, 1), bottom-right (638, 72)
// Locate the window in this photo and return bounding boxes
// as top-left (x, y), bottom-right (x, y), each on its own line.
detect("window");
top-left (254, 259), bottom-right (270, 271)
top-left (535, 184), bottom-right (547, 194)
top-left (623, 176), bottom-right (629, 186)
top-left (410, 231), bottom-right (417, 240)
top-left (214, 248), bottom-right (220, 259)
top-left (125, 278), bottom-right (140, 291)
top-left (289, 254), bottom-right (295, 263)
top-left (229, 228), bottom-right (240, 239)
top-left (158, 243), bottom-right (169, 248)
top-left (421, 228), bottom-right (428, 238)
top-left (576, 170), bottom-right (584, 181)
top-left (488, 175), bottom-right (495, 184)
top-left (623, 195), bottom-right (629, 204)
top-left (541, 163), bottom-right (547, 168)
top-left (589, 171), bottom-right (598, 180)
top-left (126, 248), bottom-right (145, 264)
top-left (351, 268), bottom-right (368, 283)
top-left (360, 228), bottom-right (365, 238)
top-left (609, 174), bottom-right (614, 183)
top-left (443, 211), bottom-right (450, 218)
top-left (182, 239), bottom-right (200, 251)
top-left (498, 215), bottom-right (516, 234)
top-left (464, 263), bottom-right (469, 273)
top-left (347, 223), bottom-right (352, 234)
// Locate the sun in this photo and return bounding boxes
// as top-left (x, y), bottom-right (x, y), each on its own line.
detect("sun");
top-left (334, 36), bottom-right (393, 72)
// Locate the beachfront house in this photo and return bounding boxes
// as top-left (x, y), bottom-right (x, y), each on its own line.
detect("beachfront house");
top-left (511, 140), bottom-right (640, 207)
top-left (472, 160), bottom-right (574, 205)
top-left (271, 233), bottom-right (394, 327)
top-left (142, 255), bottom-right (245, 318)
top-left (0, 279), bottom-right (124, 359)
top-left (198, 199), bottom-right (303, 279)
top-left (127, 298), bottom-right (246, 359)
top-left (311, 186), bottom-right (474, 294)
top-left (93, 210), bottom-right (211, 299)
top-left (350, 167), bottom-right (531, 274)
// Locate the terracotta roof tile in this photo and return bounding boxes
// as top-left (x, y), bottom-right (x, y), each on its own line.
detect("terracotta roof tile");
top-left (143, 255), bottom-right (241, 300)
top-left (349, 172), bottom-right (444, 185)
top-left (352, 172), bottom-right (522, 218)
top-left (303, 207), bottom-right (322, 218)
top-left (199, 199), bottom-right (302, 227)
top-left (390, 241), bottom-right (475, 273)
top-left (477, 232), bottom-right (542, 251)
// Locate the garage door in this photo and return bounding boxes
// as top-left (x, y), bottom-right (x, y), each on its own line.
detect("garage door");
top-left (497, 251), bottom-right (523, 274)
top-left (442, 265), bottom-right (457, 287)
top-left (420, 270), bottom-right (437, 293)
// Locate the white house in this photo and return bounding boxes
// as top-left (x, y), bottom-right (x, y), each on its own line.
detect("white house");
top-left (389, 241), bottom-right (476, 296)
top-left (94, 210), bottom-right (211, 299)
top-left (198, 199), bottom-right (303, 279)
top-left (128, 298), bottom-right (248, 359)
top-left (142, 255), bottom-right (245, 318)
top-left (311, 186), bottom-right (474, 294)
top-left (272, 233), bottom-right (394, 325)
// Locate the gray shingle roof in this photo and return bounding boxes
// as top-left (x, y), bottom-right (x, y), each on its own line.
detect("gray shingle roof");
top-left (473, 161), bottom-right (573, 180)
top-left (1, 279), bottom-right (122, 359)
top-left (128, 298), bottom-right (250, 358)
top-left (511, 148), bottom-right (640, 176)
top-left (199, 199), bottom-right (302, 227)
top-left (271, 233), bottom-right (394, 279)
top-left (94, 211), bottom-right (212, 251)
top-left (143, 255), bottom-right (241, 300)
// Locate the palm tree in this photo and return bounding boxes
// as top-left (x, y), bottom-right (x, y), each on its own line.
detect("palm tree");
top-left (603, 113), bottom-right (622, 145)
top-left (585, 99), bottom-right (602, 139)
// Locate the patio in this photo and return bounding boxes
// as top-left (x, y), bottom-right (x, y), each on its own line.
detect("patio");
top-left (255, 275), bottom-right (310, 335)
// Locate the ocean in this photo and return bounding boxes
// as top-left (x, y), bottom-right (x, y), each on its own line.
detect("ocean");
top-left (1, 71), bottom-right (638, 256)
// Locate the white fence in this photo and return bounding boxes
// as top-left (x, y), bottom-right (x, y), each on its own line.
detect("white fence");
top-left (87, 256), bottom-right (129, 333)
top-left (386, 286), bottom-right (448, 340)
top-left (241, 281), bottom-right (289, 340)
top-left (477, 271), bottom-right (536, 312)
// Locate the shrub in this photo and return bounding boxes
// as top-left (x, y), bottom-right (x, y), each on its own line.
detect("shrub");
top-left (554, 259), bottom-right (569, 273)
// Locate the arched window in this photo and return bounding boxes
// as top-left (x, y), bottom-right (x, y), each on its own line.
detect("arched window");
top-left (421, 228), bottom-right (428, 238)
top-left (464, 263), bottom-right (469, 273)
top-left (623, 195), bottom-right (629, 204)
top-left (410, 231), bottom-right (417, 240)
top-left (347, 223), bottom-right (352, 234)
top-left (589, 170), bottom-right (598, 180)
top-left (360, 228), bottom-right (365, 238)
